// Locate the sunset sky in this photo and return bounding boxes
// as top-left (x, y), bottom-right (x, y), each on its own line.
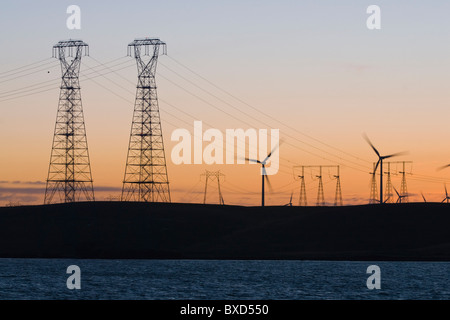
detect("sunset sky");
top-left (2, 1), bottom-right (450, 206)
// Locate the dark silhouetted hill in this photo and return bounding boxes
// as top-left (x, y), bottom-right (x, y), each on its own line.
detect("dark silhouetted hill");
top-left (0, 202), bottom-right (449, 260)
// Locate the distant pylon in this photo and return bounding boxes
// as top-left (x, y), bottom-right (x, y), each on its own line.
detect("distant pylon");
top-left (44, 40), bottom-right (94, 204)
top-left (121, 38), bottom-right (171, 202)
top-left (384, 162), bottom-right (394, 203)
top-left (316, 166), bottom-right (325, 206)
top-left (399, 161), bottom-right (409, 203)
top-left (334, 166), bottom-right (343, 206)
top-left (201, 170), bottom-right (225, 205)
top-left (298, 166), bottom-right (307, 206)
top-left (369, 162), bottom-right (378, 204)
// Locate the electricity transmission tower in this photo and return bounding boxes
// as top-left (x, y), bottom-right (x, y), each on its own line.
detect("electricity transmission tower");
top-left (334, 165), bottom-right (343, 206)
top-left (399, 161), bottom-right (410, 203)
top-left (368, 161), bottom-right (412, 204)
top-left (294, 165), bottom-right (342, 206)
top-left (363, 135), bottom-right (407, 204)
top-left (384, 162), bottom-right (394, 203)
top-left (121, 38), bottom-right (171, 202)
top-left (316, 170), bottom-right (325, 206)
top-left (44, 40), bottom-right (95, 204)
top-left (312, 166), bottom-right (325, 206)
top-left (369, 162), bottom-right (378, 204)
top-left (297, 167), bottom-right (307, 206)
top-left (201, 170), bottom-right (225, 205)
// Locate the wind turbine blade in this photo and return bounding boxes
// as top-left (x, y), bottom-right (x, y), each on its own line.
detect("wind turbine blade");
top-left (421, 193), bottom-right (426, 202)
top-left (263, 139), bottom-right (283, 163)
top-left (244, 157), bottom-right (261, 164)
top-left (393, 186), bottom-right (400, 197)
top-left (445, 184), bottom-right (448, 198)
top-left (363, 133), bottom-right (380, 157)
top-left (383, 151), bottom-right (409, 159)
top-left (290, 192), bottom-right (293, 203)
top-left (373, 159), bottom-right (381, 173)
top-left (437, 164), bottom-right (450, 171)
top-left (264, 174), bottom-right (273, 193)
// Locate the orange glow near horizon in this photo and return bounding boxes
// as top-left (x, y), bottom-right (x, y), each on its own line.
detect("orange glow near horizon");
top-left (2, 132), bottom-right (450, 206)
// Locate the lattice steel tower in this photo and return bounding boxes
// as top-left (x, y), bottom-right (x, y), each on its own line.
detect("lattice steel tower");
top-left (399, 161), bottom-right (409, 203)
top-left (334, 166), bottom-right (343, 206)
top-left (298, 166), bottom-right (307, 206)
top-left (201, 170), bottom-right (225, 205)
top-left (384, 162), bottom-right (394, 203)
top-left (316, 166), bottom-right (325, 206)
top-left (121, 38), bottom-right (171, 202)
top-left (369, 162), bottom-right (378, 204)
top-left (44, 40), bottom-right (95, 204)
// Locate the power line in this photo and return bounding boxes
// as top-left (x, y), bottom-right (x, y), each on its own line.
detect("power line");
top-left (154, 61), bottom-right (371, 175)
top-left (82, 56), bottom-right (296, 177)
top-left (159, 62), bottom-right (370, 171)
top-left (0, 86), bottom-right (58, 103)
top-left (0, 60), bottom-right (59, 84)
top-left (88, 56), bottom-right (135, 85)
top-left (0, 58), bottom-right (54, 76)
top-left (0, 57), bottom-right (128, 98)
top-left (89, 56), bottom-right (364, 177)
top-left (158, 71), bottom-right (369, 174)
top-left (165, 55), bottom-right (371, 164)
top-left (0, 79), bottom-right (60, 99)
top-left (34, 55), bottom-right (369, 182)
top-left (0, 58), bottom-right (134, 102)
top-left (0, 78), bottom-right (59, 97)
top-left (0, 55), bottom-right (367, 194)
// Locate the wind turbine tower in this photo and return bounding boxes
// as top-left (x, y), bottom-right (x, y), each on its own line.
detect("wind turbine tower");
top-left (363, 134), bottom-right (407, 204)
top-left (246, 144), bottom-right (279, 207)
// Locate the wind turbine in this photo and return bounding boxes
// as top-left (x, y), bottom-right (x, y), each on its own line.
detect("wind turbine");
top-left (284, 192), bottom-right (293, 206)
top-left (437, 165), bottom-right (450, 203)
top-left (246, 143), bottom-right (280, 207)
top-left (363, 134), bottom-right (407, 204)
top-left (421, 192), bottom-right (427, 203)
top-left (393, 186), bottom-right (407, 204)
top-left (442, 185), bottom-right (450, 203)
